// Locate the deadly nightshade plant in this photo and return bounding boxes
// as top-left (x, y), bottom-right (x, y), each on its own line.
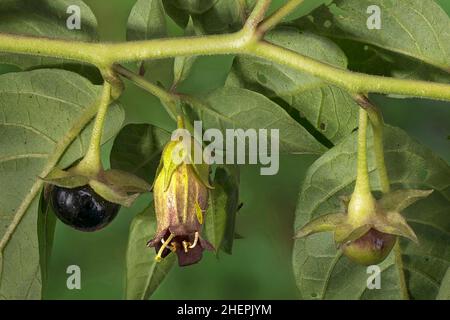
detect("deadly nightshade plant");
top-left (0, 0), bottom-right (449, 301)
top-left (148, 117), bottom-right (214, 266)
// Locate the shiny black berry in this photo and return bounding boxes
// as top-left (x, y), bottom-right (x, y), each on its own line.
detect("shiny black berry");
top-left (51, 185), bottom-right (120, 232)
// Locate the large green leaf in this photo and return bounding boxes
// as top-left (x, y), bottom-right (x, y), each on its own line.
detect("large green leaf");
top-left (0, 69), bottom-right (124, 299)
top-left (205, 166), bottom-right (240, 254)
top-left (295, 0), bottom-right (450, 72)
top-left (0, 0), bottom-right (98, 70)
top-left (162, 0), bottom-right (189, 28)
top-left (230, 27), bottom-right (359, 143)
top-left (125, 205), bottom-right (175, 300)
top-left (127, 0), bottom-right (174, 89)
top-left (172, 18), bottom-right (198, 88)
top-left (169, 0), bottom-right (218, 15)
top-left (191, 86), bottom-right (326, 154)
top-left (293, 125), bottom-right (450, 299)
top-left (110, 123), bottom-right (170, 184)
top-left (127, 0), bottom-right (167, 41)
top-left (193, 0), bottom-right (245, 34)
top-left (437, 268), bottom-right (450, 300)
top-left (37, 191), bottom-right (56, 296)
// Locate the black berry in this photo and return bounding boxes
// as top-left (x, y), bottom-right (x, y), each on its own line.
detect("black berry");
top-left (51, 185), bottom-right (120, 232)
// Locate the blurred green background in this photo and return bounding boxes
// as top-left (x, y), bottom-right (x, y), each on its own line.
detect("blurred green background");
top-left (3, 0), bottom-right (448, 299)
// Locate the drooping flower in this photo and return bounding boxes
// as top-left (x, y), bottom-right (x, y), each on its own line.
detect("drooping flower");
top-left (148, 119), bottom-right (214, 266)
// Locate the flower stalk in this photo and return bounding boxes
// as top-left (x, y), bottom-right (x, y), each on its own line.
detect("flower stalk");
top-left (75, 81), bottom-right (112, 176)
top-left (347, 109), bottom-right (376, 225)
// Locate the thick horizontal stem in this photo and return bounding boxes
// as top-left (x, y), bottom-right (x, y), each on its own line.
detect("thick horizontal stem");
top-left (0, 31), bottom-right (252, 67)
top-left (249, 41), bottom-right (450, 101)
top-left (1, 31), bottom-right (450, 101)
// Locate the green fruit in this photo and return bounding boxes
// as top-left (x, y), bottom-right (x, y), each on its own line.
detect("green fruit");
top-left (342, 228), bottom-right (396, 265)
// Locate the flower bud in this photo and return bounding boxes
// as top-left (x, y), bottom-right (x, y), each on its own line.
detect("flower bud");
top-left (147, 138), bottom-right (213, 266)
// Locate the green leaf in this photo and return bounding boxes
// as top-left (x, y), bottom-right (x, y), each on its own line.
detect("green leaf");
top-left (193, 0), bottom-right (245, 34)
top-left (127, 0), bottom-right (174, 89)
top-left (110, 124), bottom-right (171, 184)
top-left (0, 69), bottom-right (124, 299)
top-left (0, 0), bottom-right (98, 70)
top-left (230, 27), bottom-right (359, 143)
top-left (191, 87), bottom-right (326, 154)
top-left (205, 166), bottom-right (240, 254)
top-left (127, 0), bottom-right (167, 41)
top-left (295, 0), bottom-right (450, 71)
top-left (125, 205), bottom-right (175, 300)
top-left (293, 125), bottom-right (450, 299)
top-left (235, 27), bottom-right (348, 96)
top-left (173, 18), bottom-right (198, 87)
top-left (437, 268), bottom-right (450, 300)
top-left (37, 191), bottom-right (56, 296)
top-left (162, 0), bottom-right (189, 28)
top-left (169, 0), bottom-right (218, 15)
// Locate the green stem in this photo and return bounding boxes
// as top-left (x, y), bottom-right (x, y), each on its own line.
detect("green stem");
top-left (354, 95), bottom-right (390, 194)
top-left (248, 42), bottom-right (450, 101)
top-left (113, 64), bottom-right (179, 119)
top-left (0, 28), bottom-right (450, 101)
top-left (114, 65), bottom-right (175, 104)
top-left (354, 109), bottom-right (371, 197)
top-left (75, 81), bottom-right (112, 175)
top-left (348, 109), bottom-right (376, 225)
top-left (259, 0), bottom-right (305, 33)
top-left (245, 0), bottom-right (272, 30)
top-left (0, 29), bottom-right (450, 101)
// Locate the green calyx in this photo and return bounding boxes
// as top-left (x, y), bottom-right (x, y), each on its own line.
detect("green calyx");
top-left (41, 79), bottom-right (150, 207)
top-left (296, 189), bottom-right (431, 243)
top-left (40, 165), bottom-right (151, 207)
top-left (295, 108), bottom-right (433, 265)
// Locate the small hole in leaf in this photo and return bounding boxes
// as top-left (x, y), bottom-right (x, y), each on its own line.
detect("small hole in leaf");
top-left (311, 293), bottom-right (317, 298)
top-left (320, 122), bottom-right (326, 130)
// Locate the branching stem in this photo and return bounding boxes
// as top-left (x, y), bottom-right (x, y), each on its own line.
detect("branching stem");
top-left (0, 1), bottom-right (449, 101)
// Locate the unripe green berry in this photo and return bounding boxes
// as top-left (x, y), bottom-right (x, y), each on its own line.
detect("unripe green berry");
top-left (342, 229), bottom-right (396, 265)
